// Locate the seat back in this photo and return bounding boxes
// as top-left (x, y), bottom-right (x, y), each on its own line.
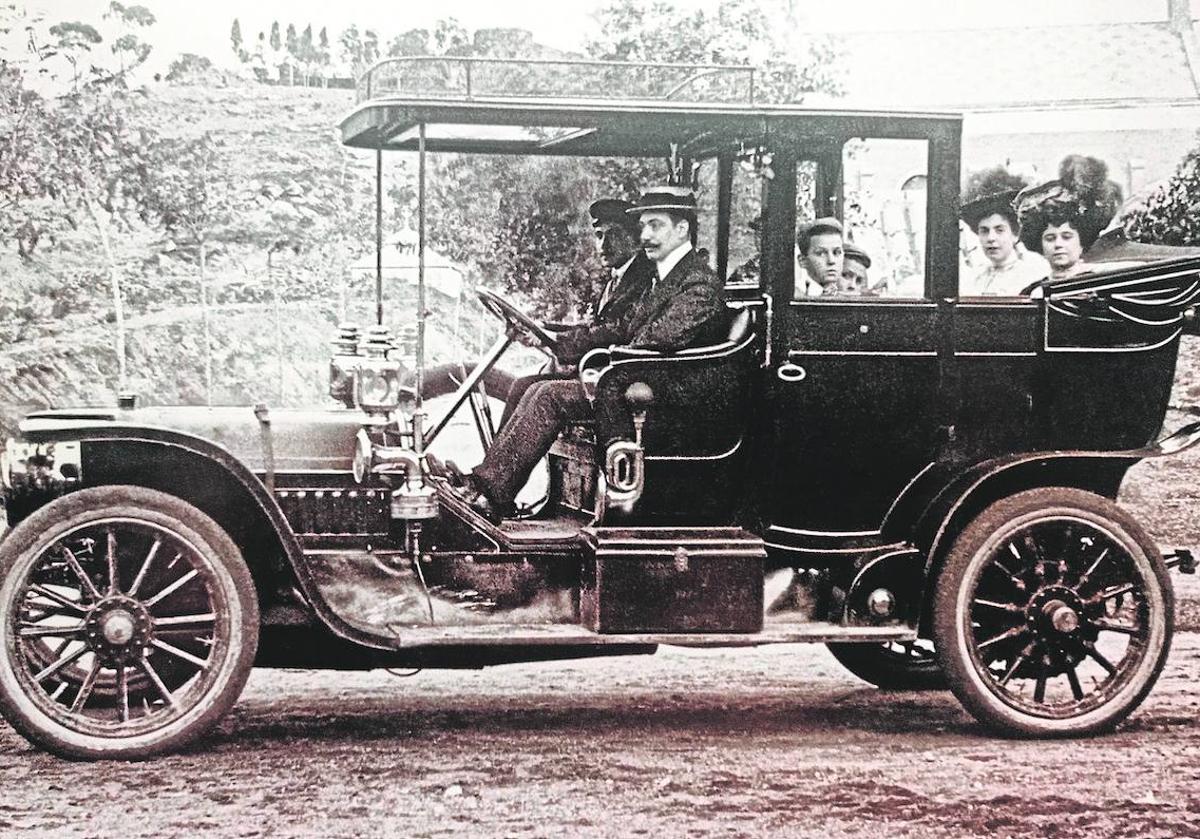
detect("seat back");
top-left (589, 318), bottom-right (759, 522)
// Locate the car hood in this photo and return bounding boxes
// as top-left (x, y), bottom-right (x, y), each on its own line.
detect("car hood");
top-left (17, 405), bottom-right (369, 473)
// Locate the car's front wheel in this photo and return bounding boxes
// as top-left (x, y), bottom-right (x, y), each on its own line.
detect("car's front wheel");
top-left (0, 486), bottom-right (258, 759)
top-left (932, 487), bottom-right (1171, 737)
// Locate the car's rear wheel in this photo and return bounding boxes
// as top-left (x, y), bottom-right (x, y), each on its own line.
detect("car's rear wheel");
top-left (0, 486), bottom-right (258, 760)
top-left (932, 487), bottom-right (1171, 737)
top-left (826, 639), bottom-right (945, 690)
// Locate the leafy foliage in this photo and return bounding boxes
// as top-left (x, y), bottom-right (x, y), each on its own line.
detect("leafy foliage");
top-left (1122, 139), bottom-right (1200, 246)
top-left (587, 0), bottom-right (844, 102)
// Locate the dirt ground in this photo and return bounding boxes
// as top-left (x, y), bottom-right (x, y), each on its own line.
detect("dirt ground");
top-left (2, 637), bottom-right (1199, 838)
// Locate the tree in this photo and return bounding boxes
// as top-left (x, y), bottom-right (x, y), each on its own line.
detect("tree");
top-left (339, 24), bottom-right (362, 71)
top-left (230, 18), bottom-right (245, 62)
top-left (105, 3), bottom-right (156, 76)
top-left (433, 18), bottom-right (470, 55)
top-left (587, 0), bottom-right (843, 102)
top-left (299, 24), bottom-right (314, 85)
top-left (40, 85), bottom-right (155, 391)
top-left (48, 21), bottom-right (102, 91)
top-left (165, 53), bottom-right (217, 84)
top-left (269, 21), bottom-right (281, 52)
top-left (143, 134), bottom-right (233, 404)
top-left (364, 29), bottom-right (380, 65)
top-left (1122, 144), bottom-right (1200, 246)
top-left (388, 29), bottom-right (430, 58)
top-left (0, 62), bottom-right (57, 258)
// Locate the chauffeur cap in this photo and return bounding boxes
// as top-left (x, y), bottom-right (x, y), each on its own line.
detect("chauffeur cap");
top-left (588, 198), bottom-right (641, 236)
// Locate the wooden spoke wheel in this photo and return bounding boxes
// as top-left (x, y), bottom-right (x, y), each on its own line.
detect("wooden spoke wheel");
top-left (932, 488), bottom-right (1172, 737)
top-left (0, 487), bottom-right (258, 760)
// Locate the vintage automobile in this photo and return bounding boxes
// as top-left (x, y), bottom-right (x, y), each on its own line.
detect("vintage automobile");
top-left (3, 58), bottom-right (1200, 760)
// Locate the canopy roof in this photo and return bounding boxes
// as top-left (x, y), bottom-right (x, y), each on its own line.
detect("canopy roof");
top-left (339, 57), bottom-right (961, 156)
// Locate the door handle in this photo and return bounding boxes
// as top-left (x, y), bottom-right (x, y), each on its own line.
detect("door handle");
top-left (777, 362), bottom-right (807, 382)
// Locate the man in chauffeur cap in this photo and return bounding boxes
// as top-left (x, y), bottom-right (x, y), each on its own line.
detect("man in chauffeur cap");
top-left (452, 185), bottom-right (727, 523)
top-left (493, 197), bottom-right (657, 431)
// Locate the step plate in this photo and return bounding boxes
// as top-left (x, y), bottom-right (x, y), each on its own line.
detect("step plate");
top-left (376, 621), bottom-right (917, 649)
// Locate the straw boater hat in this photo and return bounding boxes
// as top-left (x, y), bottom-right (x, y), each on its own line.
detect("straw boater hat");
top-left (588, 198), bottom-right (640, 236)
top-left (627, 185), bottom-right (698, 215)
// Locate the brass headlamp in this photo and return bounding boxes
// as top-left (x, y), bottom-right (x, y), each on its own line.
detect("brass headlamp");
top-left (353, 326), bottom-right (405, 415)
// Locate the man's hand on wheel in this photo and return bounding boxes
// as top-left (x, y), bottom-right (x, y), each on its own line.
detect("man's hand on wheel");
top-left (508, 323), bottom-right (553, 350)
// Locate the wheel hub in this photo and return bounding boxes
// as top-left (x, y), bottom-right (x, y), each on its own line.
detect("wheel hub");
top-left (85, 596), bottom-right (152, 663)
top-left (1026, 586), bottom-right (1086, 637)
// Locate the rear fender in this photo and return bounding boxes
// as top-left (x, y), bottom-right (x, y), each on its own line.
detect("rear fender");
top-left (890, 420), bottom-right (1200, 577)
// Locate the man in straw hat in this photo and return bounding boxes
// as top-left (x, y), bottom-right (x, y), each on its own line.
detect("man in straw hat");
top-left (452, 185), bottom-right (727, 523)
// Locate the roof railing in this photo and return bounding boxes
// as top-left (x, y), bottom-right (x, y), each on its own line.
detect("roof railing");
top-left (356, 56), bottom-right (757, 106)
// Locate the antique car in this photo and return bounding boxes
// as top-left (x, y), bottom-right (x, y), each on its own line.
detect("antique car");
top-left (3, 58), bottom-right (1200, 760)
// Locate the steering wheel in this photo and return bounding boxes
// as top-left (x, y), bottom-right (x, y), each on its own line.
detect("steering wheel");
top-left (477, 288), bottom-right (560, 354)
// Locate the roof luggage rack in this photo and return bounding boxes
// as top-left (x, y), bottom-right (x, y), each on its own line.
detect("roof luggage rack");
top-left (356, 56), bottom-right (758, 105)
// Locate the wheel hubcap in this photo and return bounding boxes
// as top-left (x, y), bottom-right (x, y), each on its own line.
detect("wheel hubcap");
top-left (84, 597), bottom-right (152, 661)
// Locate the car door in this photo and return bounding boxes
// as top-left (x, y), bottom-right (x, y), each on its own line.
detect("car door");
top-left (763, 137), bottom-right (946, 547)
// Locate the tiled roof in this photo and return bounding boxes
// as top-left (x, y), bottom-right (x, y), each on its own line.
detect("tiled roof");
top-left (832, 22), bottom-right (1200, 109)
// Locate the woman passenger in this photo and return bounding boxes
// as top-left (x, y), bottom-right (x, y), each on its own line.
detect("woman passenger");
top-left (1015, 155), bottom-right (1122, 282)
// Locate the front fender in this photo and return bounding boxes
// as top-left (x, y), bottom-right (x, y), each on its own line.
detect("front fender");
top-left (10, 422), bottom-right (402, 652)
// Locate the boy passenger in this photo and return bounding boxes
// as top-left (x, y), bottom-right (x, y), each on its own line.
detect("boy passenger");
top-left (795, 217), bottom-right (844, 296)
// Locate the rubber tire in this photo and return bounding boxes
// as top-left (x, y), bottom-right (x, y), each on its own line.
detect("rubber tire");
top-left (826, 641), bottom-right (946, 690)
top-left (0, 486), bottom-right (259, 760)
top-left (931, 487), bottom-right (1172, 738)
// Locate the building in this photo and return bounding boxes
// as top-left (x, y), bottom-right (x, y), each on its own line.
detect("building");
top-left (829, 0), bottom-right (1200, 197)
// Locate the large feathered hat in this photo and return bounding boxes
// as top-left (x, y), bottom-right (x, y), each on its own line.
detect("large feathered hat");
top-left (1015, 155), bottom-right (1123, 253)
top-left (960, 166), bottom-right (1030, 230)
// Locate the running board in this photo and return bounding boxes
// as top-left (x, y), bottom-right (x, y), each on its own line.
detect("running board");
top-left (377, 622), bottom-right (917, 649)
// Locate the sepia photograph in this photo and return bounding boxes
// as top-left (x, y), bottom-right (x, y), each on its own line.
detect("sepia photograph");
top-left (2, 0), bottom-right (1200, 835)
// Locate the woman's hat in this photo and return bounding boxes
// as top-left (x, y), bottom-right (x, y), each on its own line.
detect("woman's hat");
top-left (1015, 155), bottom-right (1123, 252)
top-left (961, 189), bottom-right (1021, 230)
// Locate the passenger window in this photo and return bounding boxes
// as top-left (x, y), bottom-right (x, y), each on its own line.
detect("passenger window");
top-left (836, 138), bottom-right (929, 299)
top-left (724, 147), bottom-right (769, 288)
top-left (693, 158), bottom-right (720, 270)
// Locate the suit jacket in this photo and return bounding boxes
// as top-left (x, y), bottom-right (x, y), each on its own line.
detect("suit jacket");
top-left (595, 251), bottom-right (655, 324)
top-left (557, 248), bottom-right (727, 363)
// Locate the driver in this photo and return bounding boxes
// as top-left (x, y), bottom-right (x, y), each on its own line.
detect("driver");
top-left (452, 185), bottom-right (727, 523)
top-left (497, 197), bottom-right (656, 430)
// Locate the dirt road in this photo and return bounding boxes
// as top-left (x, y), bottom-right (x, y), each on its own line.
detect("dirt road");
top-left (2, 633), bottom-right (1199, 838)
